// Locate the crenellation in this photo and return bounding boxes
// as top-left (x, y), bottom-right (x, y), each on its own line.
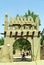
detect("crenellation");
top-left (4, 15), bottom-right (40, 31)
top-left (4, 15), bottom-right (39, 29)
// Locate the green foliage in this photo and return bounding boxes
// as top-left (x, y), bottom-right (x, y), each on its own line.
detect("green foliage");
top-left (40, 28), bottom-right (44, 45)
top-left (0, 37), bottom-right (4, 46)
top-left (41, 35), bottom-right (44, 45)
top-left (13, 39), bottom-right (31, 51)
top-left (24, 10), bottom-right (41, 25)
top-left (16, 14), bottom-right (19, 17)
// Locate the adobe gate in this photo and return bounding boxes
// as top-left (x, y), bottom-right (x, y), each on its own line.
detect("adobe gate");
top-left (3, 13), bottom-right (40, 62)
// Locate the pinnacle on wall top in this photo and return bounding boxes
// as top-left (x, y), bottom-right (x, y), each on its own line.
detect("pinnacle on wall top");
top-left (5, 13), bottom-right (8, 17)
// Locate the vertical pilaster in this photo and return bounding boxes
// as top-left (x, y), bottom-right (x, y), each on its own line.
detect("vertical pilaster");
top-left (35, 16), bottom-right (39, 30)
top-left (4, 13), bottom-right (8, 31)
top-left (33, 37), bottom-right (40, 60)
top-left (9, 17), bottom-right (13, 30)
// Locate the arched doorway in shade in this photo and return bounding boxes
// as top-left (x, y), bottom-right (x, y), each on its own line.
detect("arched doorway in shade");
top-left (13, 38), bottom-right (32, 62)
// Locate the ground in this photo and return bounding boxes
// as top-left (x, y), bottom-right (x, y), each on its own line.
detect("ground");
top-left (0, 60), bottom-right (44, 65)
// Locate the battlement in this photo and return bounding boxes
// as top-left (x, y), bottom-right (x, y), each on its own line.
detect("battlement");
top-left (4, 13), bottom-right (39, 31)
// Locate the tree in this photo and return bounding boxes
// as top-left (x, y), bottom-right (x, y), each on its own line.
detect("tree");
top-left (0, 37), bottom-right (4, 46)
top-left (41, 28), bottom-right (44, 45)
top-left (13, 39), bottom-right (31, 51)
top-left (24, 10), bottom-right (41, 25)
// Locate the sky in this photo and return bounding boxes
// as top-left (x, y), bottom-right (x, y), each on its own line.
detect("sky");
top-left (0, 0), bottom-right (44, 37)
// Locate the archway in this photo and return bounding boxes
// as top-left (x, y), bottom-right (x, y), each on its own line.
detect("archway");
top-left (13, 38), bottom-right (32, 62)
